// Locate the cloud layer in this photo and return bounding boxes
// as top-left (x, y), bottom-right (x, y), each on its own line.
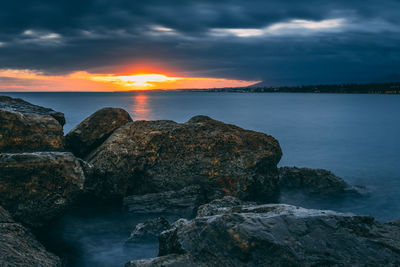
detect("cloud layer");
top-left (0, 0), bottom-right (399, 87)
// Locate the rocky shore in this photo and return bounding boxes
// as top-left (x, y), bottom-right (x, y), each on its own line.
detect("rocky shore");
top-left (0, 95), bottom-right (397, 266)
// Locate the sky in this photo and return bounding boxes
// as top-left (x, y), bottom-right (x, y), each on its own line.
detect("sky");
top-left (0, 0), bottom-right (399, 91)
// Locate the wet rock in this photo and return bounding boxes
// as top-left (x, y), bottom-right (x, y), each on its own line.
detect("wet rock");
top-left (279, 166), bottom-right (359, 195)
top-left (0, 152), bottom-right (86, 228)
top-left (130, 202), bottom-right (400, 266)
top-left (87, 115), bottom-right (282, 201)
top-left (123, 186), bottom-right (203, 217)
top-left (125, 254), bottom-right (197, 267)
top-left (0, 205), bottom-right (61, 266)
top-left (0, 96), bottom-right (65, 152)
top-left (196, 196), bottom-right (254, 217)
top-left (126, 217), bottom-right (171, 244)
top-left (66, 107), bottom-right (132, 158)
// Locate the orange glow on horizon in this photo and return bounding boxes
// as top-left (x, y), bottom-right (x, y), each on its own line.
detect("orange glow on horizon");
top-left (0, 68), bottom-right (260, 92)
top-left (92, 74), bottom-right (180, 89)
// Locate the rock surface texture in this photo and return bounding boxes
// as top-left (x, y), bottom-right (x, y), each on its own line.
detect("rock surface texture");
top-left (0, 96), bottom-right (65, 152)
top-left (196, 196), bottom-right (253, 217)
top-left (66, 107), bottom-right (132, 158)
top-left (126, 217), bottom-right (171, 244)
top-left (0, 152), bottom-right (86, 228)
top-left (0, 205), bottom-right (61, 266)
top-left (127, 201), bottom-right (400, 267)
top-left (87, 115), bottom-right (282, 200)
top-left (278, 166), bottom-right (358, 195)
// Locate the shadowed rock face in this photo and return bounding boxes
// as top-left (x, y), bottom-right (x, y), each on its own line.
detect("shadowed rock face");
top-left (0, 152), bottom-right (86, 228)
top-left (86, 115), bottom-right (282, 201)
top-left (66, 107), bottom-right (132, 158)
top-left (0, 205), bottom-right (61, 267)
top-left (127, 202), bottom-right (400, 267)
top-left (0, 96), bottom-right (65, 152)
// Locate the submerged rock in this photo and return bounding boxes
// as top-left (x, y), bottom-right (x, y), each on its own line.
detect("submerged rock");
top-left (0, 205), bottom-right (61, 266)
top-left (123, 186), bottom-right (203, 217)
top-left (0, 96), bottom-right (65, 152)
top-left (66, 107), bottom-right (132, 158)
top-left (87, 115), bottom-right (282, 201)
top-left (0, 152), bottom-right (86, 228)
top-left (129, 200), bottom-right (400, 266)
top-left (126, 217), bottom-right (171, 244)
top-left (279, 166), bottom-right (358, 195)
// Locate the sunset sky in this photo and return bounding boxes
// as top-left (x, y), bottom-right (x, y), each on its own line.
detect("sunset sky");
top-left (1, 0), bottom-right (400, 91)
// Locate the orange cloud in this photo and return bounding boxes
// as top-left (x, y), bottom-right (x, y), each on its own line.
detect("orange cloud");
top-left (0, 69), bottom-right (259, 91)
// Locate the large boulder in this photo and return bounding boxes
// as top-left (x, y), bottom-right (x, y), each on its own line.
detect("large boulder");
top-left (66, 107), bottom-right (132, 158)
top-left (127, 201), bottom-right (400, 266)
top-left (278, 166), bottom-right (359, 195)
top-left (0, 152), bottom-right (86, 228)
top-left (0, 96), bottom-right (65, 152)
top-left (87, 115), bottom-right (282, 201)
top-left (0, 205), bottom-right (61, 266)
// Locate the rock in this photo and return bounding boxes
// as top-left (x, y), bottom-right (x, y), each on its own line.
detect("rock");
top-left (125, 254), bottom-right (196, 267)
top-left (87, 115), bottom-right (282, 201)
top-left (0, 96), bottom-right (65, 152)
top-left (123, 186), bottom-right (203, 217)
top-left (66, 108), bottom-right (132, 158)
top-left (279, 166), bottom-right (359, 195)
top-left (196, 196), bottom-right (254, 217)
top-left (126, 217), bottom-right (171, 244)
top-left (0, 205), bottom-right (61, 266)
top-left (130, 201), bottom-right (400, 266)
top-left (0, 205), bottom-right (13, 223)
top-left (0, 152), bottom-right (86, 228)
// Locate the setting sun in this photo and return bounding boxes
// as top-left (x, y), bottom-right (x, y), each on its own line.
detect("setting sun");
top-left (92, 74), bottom-right (180, 89)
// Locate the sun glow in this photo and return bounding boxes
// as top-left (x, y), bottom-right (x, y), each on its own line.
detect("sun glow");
top-left (92, 74), bottom-right (180, 88)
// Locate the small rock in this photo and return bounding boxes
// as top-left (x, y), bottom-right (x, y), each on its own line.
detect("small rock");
top-left (279, 166), bottom-right (359, 195)
top-left (66, 107), bottom-right (132, 158)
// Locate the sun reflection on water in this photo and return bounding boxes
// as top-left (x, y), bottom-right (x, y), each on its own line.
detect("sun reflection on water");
top-left (132, 94), bottom-right (150, 120)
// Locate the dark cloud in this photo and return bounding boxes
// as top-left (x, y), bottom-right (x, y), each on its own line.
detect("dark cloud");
top-left (0, 0), bottom-right (399, 84)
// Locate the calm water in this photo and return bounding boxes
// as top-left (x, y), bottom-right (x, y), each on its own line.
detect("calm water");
top-left (3, 91), bottom-right (400, 265)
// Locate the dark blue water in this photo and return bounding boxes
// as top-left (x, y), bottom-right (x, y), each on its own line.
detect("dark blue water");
top-left (3, 91), bottom-right (400, 265)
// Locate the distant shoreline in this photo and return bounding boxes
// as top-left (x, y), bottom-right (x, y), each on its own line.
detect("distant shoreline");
top-left (2, 82), bottom-right (400, 94)
top-left (179, 82), bottom-right (400, 94)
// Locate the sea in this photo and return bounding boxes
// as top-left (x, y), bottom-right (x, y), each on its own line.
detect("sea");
top-left (2, 91), bottom-right (400, 266)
